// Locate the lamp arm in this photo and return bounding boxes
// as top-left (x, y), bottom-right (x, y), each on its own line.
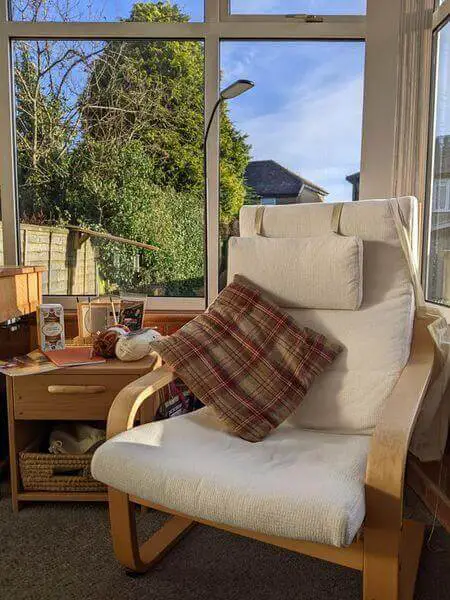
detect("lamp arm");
top-left (203, 98), bottom-right (222, 149)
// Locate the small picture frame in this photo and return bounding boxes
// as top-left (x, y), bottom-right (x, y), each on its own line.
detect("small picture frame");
top-left (118, 296), bottom-right (146, 332)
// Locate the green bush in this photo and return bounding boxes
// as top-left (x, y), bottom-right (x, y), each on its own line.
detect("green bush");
top-left (66, 140), bottom-right (204, 296)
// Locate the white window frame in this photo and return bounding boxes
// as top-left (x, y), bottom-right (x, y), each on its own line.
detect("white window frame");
top-left (423, 0), bottom-right (450, 314)
top-left (0, 0), bottom-right (404, 311)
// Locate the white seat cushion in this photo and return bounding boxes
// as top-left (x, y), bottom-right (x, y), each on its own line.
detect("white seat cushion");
top-left (92, 407), bottom-right (370, 548)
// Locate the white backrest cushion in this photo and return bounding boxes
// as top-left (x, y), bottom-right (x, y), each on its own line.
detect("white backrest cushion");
top-left (237, 198), bottom-right (417, 433)
top-left (227, 234), bottom-right (363, 310)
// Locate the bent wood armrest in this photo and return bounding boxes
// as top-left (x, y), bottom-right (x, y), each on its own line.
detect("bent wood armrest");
top-left (107, 357), bottom-right (176, 439)
top-left (365, 318), bottom-right (436, 530)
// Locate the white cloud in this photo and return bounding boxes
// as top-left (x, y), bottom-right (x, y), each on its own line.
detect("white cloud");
top-left (234, 70), bottom-right (363, 201)
top-left (221, 48), bottom-right (258, 85)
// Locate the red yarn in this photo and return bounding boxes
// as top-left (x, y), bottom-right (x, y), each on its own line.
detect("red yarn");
top-left (92, 326), bottom-right (129, 358)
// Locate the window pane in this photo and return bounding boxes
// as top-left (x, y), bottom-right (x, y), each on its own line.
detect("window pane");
top-left (230, 1), bottom-right (366, 15)
top-left (426, 22), bottom-right (450, 306)
top-left (10, 0), bottom-right (204, 22)
top-left (219, 40), bottom-right (365, 289)
top-left (13, 39), bottom-right (205, 298)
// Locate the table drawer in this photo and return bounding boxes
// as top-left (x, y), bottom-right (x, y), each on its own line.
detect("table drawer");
top-left (13, 373), bottom-right (136, 420)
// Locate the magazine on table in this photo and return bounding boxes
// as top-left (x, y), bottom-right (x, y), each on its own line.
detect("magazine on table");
top-left (0, 349), bottom-right (58, 377)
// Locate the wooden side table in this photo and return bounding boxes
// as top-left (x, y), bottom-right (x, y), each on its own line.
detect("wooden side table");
top-left (6, 356), bottom-right (156, 511)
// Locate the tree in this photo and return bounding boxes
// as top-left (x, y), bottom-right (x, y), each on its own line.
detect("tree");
top-left (14, 33), bottom-right (106, 221)
top-left (76, 2), bottom-right (250, 225)
top-left (66, 139), bottom-right (204, 295)
top-left (15, 47), bottom-right (72, 220)
top-left (14, 0), bottom-right (251, 296)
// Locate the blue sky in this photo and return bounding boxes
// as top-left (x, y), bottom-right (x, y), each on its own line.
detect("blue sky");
top-left (221, 41), bottom-right (364, 201)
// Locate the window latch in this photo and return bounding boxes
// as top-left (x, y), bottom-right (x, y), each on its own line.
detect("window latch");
top-left (285, 14), bottom-right (324, 23)
top-left (305, 15), bottom-right (324, 23)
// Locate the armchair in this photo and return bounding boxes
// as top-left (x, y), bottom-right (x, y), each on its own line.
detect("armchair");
top-left (93, 198), bottom-right (437, 600)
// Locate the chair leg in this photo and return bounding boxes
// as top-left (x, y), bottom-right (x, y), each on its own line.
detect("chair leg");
top-left (108, 487), bottom-right (196, 573)
top-left (363, 519), bottom-right (424, 600)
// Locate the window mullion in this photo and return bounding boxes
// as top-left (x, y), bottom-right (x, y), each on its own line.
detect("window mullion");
top-left (205, 32), bottom-right (220, 306)
top-left (0, 0), bottom-right (7, 21)
top-left (3, 21), bottom-right (205, 38)
top-left (206, 0), bottom-right (220, 22)
top-left (360, 0), bottom-right (403, 199)
top-left (0, 34), bottom-right (20, 265)
top-left (219, 0), bottom-right (229, 21)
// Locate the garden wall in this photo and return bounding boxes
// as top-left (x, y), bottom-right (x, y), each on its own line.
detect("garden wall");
top-left (0, 222), bottom-right (98, 296)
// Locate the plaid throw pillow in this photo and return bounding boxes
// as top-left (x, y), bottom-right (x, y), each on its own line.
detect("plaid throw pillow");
top-left (150, 275), bottom-right (342, 442)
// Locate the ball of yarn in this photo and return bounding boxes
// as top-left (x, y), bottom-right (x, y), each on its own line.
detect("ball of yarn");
top-left (92, 326), bottom-right (129, 358)
top-left (115, 328), bottom-right (161, 362)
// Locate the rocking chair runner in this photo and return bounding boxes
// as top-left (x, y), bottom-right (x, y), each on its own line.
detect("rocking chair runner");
top-left (92, 198), bottom-right (438, 600)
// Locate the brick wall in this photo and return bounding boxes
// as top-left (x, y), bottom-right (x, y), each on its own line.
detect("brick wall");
top-left (0, 222), bottom-right (98, 296)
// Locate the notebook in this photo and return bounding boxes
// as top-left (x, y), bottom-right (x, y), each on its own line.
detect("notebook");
top-left (44, 347), bottom-right (106, 367)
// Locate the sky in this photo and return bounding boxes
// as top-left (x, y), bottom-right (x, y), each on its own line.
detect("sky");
top-left (12, 0), bottom-right (368, 201)
top-left (221, 41), bottom-right (364, 201)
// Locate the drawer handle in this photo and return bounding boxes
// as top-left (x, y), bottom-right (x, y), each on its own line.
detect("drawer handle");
top-left (47, 385), bottom-right (107, 395)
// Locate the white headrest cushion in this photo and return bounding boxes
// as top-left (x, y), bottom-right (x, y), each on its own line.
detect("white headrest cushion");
top-left (227, 233), bottom-right (363, 310)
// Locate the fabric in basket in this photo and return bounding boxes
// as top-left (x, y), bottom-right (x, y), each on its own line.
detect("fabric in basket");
top-left (150, 275), bottom-right (342, 442)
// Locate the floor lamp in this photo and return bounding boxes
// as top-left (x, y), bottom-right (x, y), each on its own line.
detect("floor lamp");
top-left (203, 79), bottom-right (254, 304)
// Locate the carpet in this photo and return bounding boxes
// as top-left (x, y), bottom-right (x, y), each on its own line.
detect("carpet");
top-left (1, 486), bottom-right (449, 600)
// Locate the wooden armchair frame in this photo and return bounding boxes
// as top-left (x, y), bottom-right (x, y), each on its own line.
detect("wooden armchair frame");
top-left (105, 318), bottom-right (436, 600)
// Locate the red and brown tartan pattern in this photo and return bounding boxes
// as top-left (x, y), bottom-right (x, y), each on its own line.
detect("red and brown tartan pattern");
top-left (150, 275), bottom-right (342, 442)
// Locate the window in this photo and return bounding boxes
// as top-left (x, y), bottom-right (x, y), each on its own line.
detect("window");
top-left (229, 1), bottom-right (366, 15)
top-left (1, 1), bottom-right (404, 308)
top-left (218, 40), bottom-right (364, 288)
top-left (9, 0), bottom-right (204, 22)
top-left (13, 38), bottom-right (205, 298)
top-left (425, 19), bottom-right (450, 306)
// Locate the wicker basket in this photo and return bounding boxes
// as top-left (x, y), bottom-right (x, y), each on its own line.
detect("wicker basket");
top-left (19, 451), bottom-right (106, 493)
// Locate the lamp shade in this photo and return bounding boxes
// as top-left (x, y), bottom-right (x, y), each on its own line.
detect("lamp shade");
top-left (220, 79), bottom-right (254, 100)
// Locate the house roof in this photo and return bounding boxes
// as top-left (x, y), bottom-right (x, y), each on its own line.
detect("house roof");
top-left (244, 160), bottom-right (328, 198)
top-left (435, 135), bottom-right (450, 177)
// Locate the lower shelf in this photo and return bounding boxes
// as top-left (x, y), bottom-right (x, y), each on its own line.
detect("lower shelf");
top-left (17, 491), bottom-right (108, 502)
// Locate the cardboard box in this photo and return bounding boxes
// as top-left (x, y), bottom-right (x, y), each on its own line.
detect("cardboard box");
top-left (37, 304), bottom-right (65, 351)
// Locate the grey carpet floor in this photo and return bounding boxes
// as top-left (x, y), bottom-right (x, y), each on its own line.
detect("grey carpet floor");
top-left (1, 487), bottom-right (450, 600)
